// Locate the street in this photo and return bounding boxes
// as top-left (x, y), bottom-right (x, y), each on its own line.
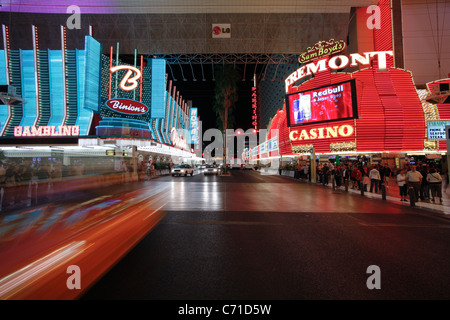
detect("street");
top-left (81, 169), bottom-right (450, 300)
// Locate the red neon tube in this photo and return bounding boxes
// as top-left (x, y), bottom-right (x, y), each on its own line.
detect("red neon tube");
top-left (140, 55), bottom-right (143, 102)
top-left (108, 46), bottom-right (113, 99)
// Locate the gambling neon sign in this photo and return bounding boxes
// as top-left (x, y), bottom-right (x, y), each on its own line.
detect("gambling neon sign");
top-left (14, 125), bottom-right (80, 137)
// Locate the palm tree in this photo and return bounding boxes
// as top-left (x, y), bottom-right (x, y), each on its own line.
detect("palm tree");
top-left (213, 65), bottom-right (241, 170)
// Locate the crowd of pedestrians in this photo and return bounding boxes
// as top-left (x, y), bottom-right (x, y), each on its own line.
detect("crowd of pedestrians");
top-left (312, 160), bottom-right (446, 203)
top-left (396, 163), bottom-right (445, 203)
top-left (0, 159), bottom-right (80, 210)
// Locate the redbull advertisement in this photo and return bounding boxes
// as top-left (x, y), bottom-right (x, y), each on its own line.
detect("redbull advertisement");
top-left (286, 79), bottom-right (358, 127)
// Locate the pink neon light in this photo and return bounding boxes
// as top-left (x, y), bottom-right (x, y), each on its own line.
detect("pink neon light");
top-left (14, 126), bottom-right (80, 137)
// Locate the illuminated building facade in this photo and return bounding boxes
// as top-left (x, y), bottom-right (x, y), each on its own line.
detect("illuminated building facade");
top-left (0, 25), bottom-right (194, 159)
top-left (252, 0), bottom-right (450, 169)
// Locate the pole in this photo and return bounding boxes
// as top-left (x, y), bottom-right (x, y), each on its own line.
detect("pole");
top-left (409, 185), bottom-right (416, 206)
top-left (381, 183), bottom-right (386, 200)
top-left (133, 48), bottom-right (137, 101)
top-left (115, 42), bottom-right (119, 98)
top-left (132, 146), bottom-right (138, 181)
top-left (108, 46), bottom-right (112, 99)
top-left (224, 105), bottom-right (228, 173)
top-left (310, 147), bottom-right (316, 183)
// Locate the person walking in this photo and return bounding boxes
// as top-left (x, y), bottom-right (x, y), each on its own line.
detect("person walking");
top-left (427, 168), bottom-right (443, 203)
top-left (397, 168), bottom-right (408, 201)
top-left (406, 165), bottom-right (422, 201)
top-left (419, 165), bottom-right (430, 201)
top-left (369, 166), bottom-right (381, 193)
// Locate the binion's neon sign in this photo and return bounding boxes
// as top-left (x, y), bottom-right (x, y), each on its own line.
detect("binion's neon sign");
top-left (110, 65), bottom-right (142, 91)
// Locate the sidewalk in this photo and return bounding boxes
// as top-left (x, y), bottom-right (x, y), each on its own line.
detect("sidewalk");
top-left (285, 174), bottom-right (450, 218)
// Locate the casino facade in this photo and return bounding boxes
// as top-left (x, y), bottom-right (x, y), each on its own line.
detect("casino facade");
top-left (248, 2), bottom-right (450, 172)
top-left (0, 26), bottom-right (200, 168)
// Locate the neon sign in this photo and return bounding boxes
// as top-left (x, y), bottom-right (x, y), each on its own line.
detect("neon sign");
top-left (285, 51), bottom-right (393, 91)
top-left (252, 85), bottom-right (258, 129)
top-left (189, 108), bottom-right (199, 145)
top-left (110, 65), bottom-right (142, 91)
top-left (289, 124), bottom-right (354, 141)
top-left (171, 127), bottom-right (188, 150)
top-left (299, 39), bottom-right (346, 64)
top-left (14, 125), bottom-right (80, 137)
top-left (105, 98), bottom-right (149, 115)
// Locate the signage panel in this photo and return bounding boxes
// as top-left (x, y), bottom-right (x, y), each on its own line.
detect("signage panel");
top-left (427, 120), bottom-right (450, 140)
top-left (14, 125), bottom-right (80, 137)
top-left (212, 24), bottom-right (231, 38)
top-left (289, 124), bottom-right (354, 142)
top-left (105, 98), bottom-right (149, 115)
top-left (286, 80), bottom-right (358, 127)
top-left (189, 107), bottom-right (199, 145)
top-left (299, 39), bottom-right (346, 64)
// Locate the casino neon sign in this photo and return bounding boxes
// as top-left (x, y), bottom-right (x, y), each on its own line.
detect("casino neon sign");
top-left (289, 124), bottom-right (354, 141)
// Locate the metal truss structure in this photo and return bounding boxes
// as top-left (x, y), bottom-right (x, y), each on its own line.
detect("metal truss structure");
top-left (151, 53), bottom-right (298, 65)
top-left (145, 53), bottom-right (299, 82)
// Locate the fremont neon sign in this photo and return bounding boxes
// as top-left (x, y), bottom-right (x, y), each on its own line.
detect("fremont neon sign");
top-left (289, 124), bottom-right (354, 141)
top-left (14, 125), bottom-right (80, 137)
top-left (285, 50), bottom-right (393, 92)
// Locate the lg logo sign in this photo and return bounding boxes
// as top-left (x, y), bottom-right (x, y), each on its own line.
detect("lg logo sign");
top-left (212, 24), bottom-right (231, 38)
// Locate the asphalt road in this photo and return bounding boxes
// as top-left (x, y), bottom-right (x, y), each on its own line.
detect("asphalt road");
top-left (81, 169), bottom-right (450, 300)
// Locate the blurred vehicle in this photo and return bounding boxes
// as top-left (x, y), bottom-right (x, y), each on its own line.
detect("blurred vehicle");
top-left (171, 164), bottom-right (194, 176)
top-left (231, 163), bottom-right (242, 170)
top-left (0, 184), bottom-right (169, 299)
top-left (243, 164), bottom-right (254, 170)
top-left (204, 164), bottom-right (219, 175)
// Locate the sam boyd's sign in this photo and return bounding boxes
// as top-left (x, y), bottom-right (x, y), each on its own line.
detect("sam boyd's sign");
top-left (299, 39), bottom-right (347, 64)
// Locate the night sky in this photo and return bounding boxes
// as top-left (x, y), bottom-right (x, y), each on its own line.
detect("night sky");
top-left (167, 64), bottom-right (254, 133)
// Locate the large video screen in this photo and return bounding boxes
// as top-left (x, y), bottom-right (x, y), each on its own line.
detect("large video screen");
top-left (286, 80), bottom-right (358, 127)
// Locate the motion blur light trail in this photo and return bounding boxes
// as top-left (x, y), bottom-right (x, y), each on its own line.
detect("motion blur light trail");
top-left (0, 183), bottom-right (170, 299)
top-left (0, 241), bottom-right (88, 299)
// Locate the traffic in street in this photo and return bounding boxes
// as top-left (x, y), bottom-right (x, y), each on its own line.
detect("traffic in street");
top-left (80, 169), bottom-right (450, 300)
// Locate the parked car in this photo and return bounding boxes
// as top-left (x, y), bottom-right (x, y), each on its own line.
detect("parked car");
top-left (204, 164), bottom-right (220, 175)
top-left (171, 164), bottom-right (194, 176)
